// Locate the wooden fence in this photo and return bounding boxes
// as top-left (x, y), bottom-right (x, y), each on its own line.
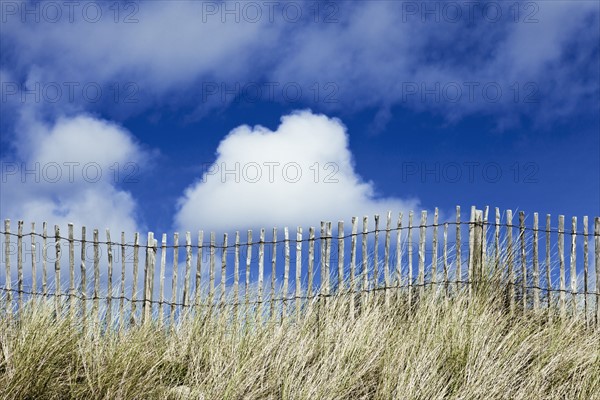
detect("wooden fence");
top-left (1, 206), bottom-right (600, 328)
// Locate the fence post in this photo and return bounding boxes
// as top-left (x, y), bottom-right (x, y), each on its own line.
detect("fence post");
top-left (418, 211), bottom-right (426, 298)
top-left (374, 215), bottom-right (380, 290)
top-left (471, 210), bottom-right (484, 295)
top-left (583, 216), bottom-right (589, 326)
top-left (142, 232), bottom-right (154, 325)
top-left (506, 210), bottom-right (515, 313)
top-left (533, 213), bottom-right (540, 311)
top-left (170, 232), bottom-right (179, 327)
top-left (69, 224), bottom-right (75, 319)
top-left (455, 207), bottom-right (461, 292)
top-left (54, 225), bottom-right (61, 318)
top-left (468, 207), bottom-right (475, 297)
top-left (558, 215), bottom-right (566, 318)
top-left (31, 223), bottom-right (37, 297)
top-left (106, 229), bottom-right (113, 328)
top-left (570, 217), bottom-right (577, 316)
top-left (350, 218), bottom-right (357, 318)
top-left (270, 228), bottom-right (277, 320)
top-left (158, 233), bottom-right (167, 327)
top-left (283, 227), bottom-right (290, 320)
top-left (4, 220), bottom-right (11, 315)
top-left (594, 217), bottom-right (599, 328)
top-left (80, 227), bottom-right (87, 330)
top-left (407, 212), bottom-right (413, 306)
top-left (119, 232), bottom-right (126, 330)
top-left (17, 221), bottom-right (23, 315)
top-left (520, 211), bottom-right (527, 311)
top-left (184, 232), bottom-right (192, 311)
top-left (384, 213), bottom-right (391, 305)
top-left (296, 227), bottom-right (303, 321)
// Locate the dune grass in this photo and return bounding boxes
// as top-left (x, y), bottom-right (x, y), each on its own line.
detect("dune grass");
top-left (1, 267), bottom-right (599, 399)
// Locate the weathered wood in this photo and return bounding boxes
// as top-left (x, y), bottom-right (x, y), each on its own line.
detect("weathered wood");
top-left (395, 213), bottom-right (403, 288)
top-left (520, 211), bottom-right (527, 310)
top-left (142, 232), bottom-right (154, 325)
top-left (54, 225), bottom-right (61, 316)
top-left (93, 229), bottom-right (99, 326)
top-left (558, 215), bottom-right (566, 318)
top-left (418, 211), bottom-right (426, 297)
top-left (321, 222), bottom-right (326, 295)
top-left (118, 232), bottom-right (126, 329)
top-left (583, 216), bottom-right (589, 325)
top-left (432, 208), bottom-right (438, 287)
top-left (42, 222), bottom-right (48, 298)
top-left (570, 217), bottom-right (577, 315)
top-left (482, 206), bottom-right (489, 267)
top-left (594, 218), bottom-right (600, 328)
top-left (362, 216), bottom-right (368, 293)
top-left (158, 233), bottom-right (167, 326)
top-left (183, 232), bottom-right (192, 309)
top-left (195, 231), bottom-right (204, 307)
top-left (209, 232), bottom-right (215, 302)
top-left (68, 223), bottom-right (75, 318)
top-left (308, 227), bottom-right (315, 298)
top-left (106, 229), bottom-right (113, 327)
top-left (384, 212), bottom-right (391, 299)
top-left (546, 214), bottom-right (552, 311)
top-left (350, 217), bottom-right (357, 317)
top-left (408, 211), bottom-right (413, 304)
top-left (338, 221), bottom-right (345, 292)
top-left (4, 220), bottom-right (11, 308)
top-left (271, 228), bottom-right (277, 319)
top-left (283, 227), bottom-right (290, 319)
top-left (325, 222), bottom-right (332, 295)
top-left (234, 231), bottom-right (240, 319)
top-left (506, 210), bottom-right (514, 312)
top-left (455, 206), bottom-right (461, 292)
top-left (17, 221), bottom-right (23, 313)
top-left (258, 229), bottom-right (265, 306)
top-left (533, 213), bottom-right (540, 311)
top-left (245, 230), bottom-right (253, 308)
top-left (443, 222), bottom-right (449, 297)
top-left (80, 227), bottom-right (87, 327)
top-left (468, 207), bottom-right (475, 295)
top-left (221, 233), bottom-right (228, 308)
top-left (31, 223), bottom-right (36, 295)
top-left (151, 238), bottom-right (157, 314)
top-left (295, 227), bottom-right (302, 320)
top-left (170, 232), bottom-right (179, 327)
top-left (495, 208), bottom-right (501, 269)
top-left (374, 214), bottom-right (380, 289)
top-left (475, 210), bottom-right (484, 293)
top-left (131, 232), bottom-right (139, 325)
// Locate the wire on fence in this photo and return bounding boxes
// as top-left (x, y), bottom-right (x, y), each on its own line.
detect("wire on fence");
top-left (1, 280), bottom-right (598, 311)
top-left (1, 220), bottom-right (599, 251)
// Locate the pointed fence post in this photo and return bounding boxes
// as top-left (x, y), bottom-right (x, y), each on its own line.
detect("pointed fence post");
top-left (472, 210), bottom-right (484, 295)
top-left (4, 220), bottom-right (12, 315)
top-left (142, 232), bottom-right (155, 325)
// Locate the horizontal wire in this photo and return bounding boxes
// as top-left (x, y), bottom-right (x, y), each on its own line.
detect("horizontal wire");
top-left (1, 280), bottom-right (598, 311)
top-left (1, 220), bottom-right (598, 251)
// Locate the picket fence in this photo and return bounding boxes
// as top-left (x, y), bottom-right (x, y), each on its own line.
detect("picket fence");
top-left (1, 206), bottom-right (599, 329)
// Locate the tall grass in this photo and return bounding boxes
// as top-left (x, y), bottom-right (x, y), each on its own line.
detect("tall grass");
top-left (1, 257), bottom-right (599, 399)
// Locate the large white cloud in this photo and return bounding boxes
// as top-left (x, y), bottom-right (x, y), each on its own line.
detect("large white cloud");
top-left (174, 110), bottom-right (419, 233)
top-left (1, 113), bottom-right (149, 234)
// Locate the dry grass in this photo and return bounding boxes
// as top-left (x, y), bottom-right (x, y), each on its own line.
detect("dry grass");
top-left (1, 276), bottom-right (599, 399)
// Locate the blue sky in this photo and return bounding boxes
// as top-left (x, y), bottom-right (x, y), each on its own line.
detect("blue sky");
top-left (1, 0), bottom-right (599, 238)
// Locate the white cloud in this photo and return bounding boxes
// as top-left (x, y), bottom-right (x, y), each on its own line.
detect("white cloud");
top-left (174, 110), bottom-right (419, 233)
top-left (1, 114), bottom-right (149, 234)
top-left (2, 1), bottom-right (596, 128)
